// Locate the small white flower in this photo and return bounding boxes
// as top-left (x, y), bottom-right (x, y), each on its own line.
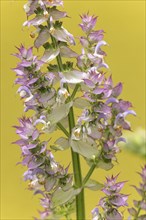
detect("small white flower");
top-left (72, 127), bottom-right (82, 140)
top-left (56, 88), bottom-right (70, 104)
top-left (28, 175), bottom-right (41, 190)
top-left (19, 90), bottom-right (27, 98)
top-left (50, 161), bottom-right (58, 173)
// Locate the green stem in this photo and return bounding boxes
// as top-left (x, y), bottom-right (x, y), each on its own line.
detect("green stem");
top-left (57, 122), bottom-right (69, 137)
top-left (68, 106), bottom-right (85, 220)
top-left (66, 83), bottom-right (80, 103)
top-left (134, 207), bottom-right (141, 220)
top-left (82, 163), bottom-right (96, 186)
top-left (50, 34), bottom-right (85, 219)
top-left (50, 35), bottom-right (63, 72)
top-left (70, 84), bottom-right (80, 100)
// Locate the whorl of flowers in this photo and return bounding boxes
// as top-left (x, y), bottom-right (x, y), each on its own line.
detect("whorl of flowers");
top-left (128, 165), bottom-right (146, 220)
top-left (12, 0), bottom-right (137, 219)
top-left (91, 174), bottom-right (128, 220)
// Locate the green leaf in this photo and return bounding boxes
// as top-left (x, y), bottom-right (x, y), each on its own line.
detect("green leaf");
top-left (52, 187), bottom-right (81, 208)
top-left (42, 48), bottom-right (60, 62)
top-left (34, 28), bottom-right (50, 48)
top-left (48, 102), bottom-right (73, 125)
top-left (60, 46), bottom-right (78, 58)
top-left (85, 179), bottom-right (103, 191)
top-left (122, 128), bottom-right (146, 158)
top-left (51, 137), bottom-right (69, 151)
top-left (97, 160), bottom-right (113, 170)
top-left (59, 116), bottom-right (69, 129)
top-left (74, 98), bottom-right (90, 109)
top-left (70, 140), bottom-right (98, 159)
top-left (44, 177), bottom-right (56, 192)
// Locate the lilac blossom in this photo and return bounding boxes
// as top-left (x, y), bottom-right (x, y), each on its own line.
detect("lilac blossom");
top-left (12, 1), bottom-right (137, 219)
top-left (75, 15), bottom-right (136, 163)
top-left (80, 13), bottom-right (97, 33)
top-left (14, 116), bottom-right (73, 219)
top-left (76, 68), bottom-right (136, 163)
top-left (92, 174), bottom-right (128, 220)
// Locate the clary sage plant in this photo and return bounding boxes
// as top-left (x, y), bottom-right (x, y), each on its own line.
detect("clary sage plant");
top-left (12, 1), bottom-right (145, 220)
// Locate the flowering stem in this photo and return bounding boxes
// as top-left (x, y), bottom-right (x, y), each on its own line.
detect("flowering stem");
top-left (57, 122), bottom-right (69, 137)
top-left (82, 163), bottom-right (96, 186)
top-left (50, 35), bottom-right (63, 72)
top-left (68, 106), bottom-right (85, 220)
top-left (50, 35), bottom-right (85, 219)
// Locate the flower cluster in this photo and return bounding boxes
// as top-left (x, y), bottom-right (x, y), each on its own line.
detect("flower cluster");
top-left (12, 0), bottom-right (138, 219)
top-left (128, 165), bottom-right (146, 220)
top-left (13, 45), bottom-right (56, 112)
top-left (14, 116), bottom-right (73, 219)
top-left (71, 14), bottom-right (136, 167)
top-left (13, 1), bottom-right (82, 219)
top-left (92, 174), bottom-right (128, 220)
top-left (77, 13), bottom-right (107, 71)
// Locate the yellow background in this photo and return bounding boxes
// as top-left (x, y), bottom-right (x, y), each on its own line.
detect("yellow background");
top-left (1, 0), bottom-right (145, 219)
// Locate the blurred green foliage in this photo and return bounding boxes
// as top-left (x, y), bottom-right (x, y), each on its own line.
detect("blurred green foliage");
top-left (122, 128), bottom-right (146, 158)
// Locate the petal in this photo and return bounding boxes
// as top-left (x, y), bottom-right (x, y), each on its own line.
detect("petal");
top-left (42, 49), bottom-right (60, 62)
top-left (83, 79), bottom-right (95, 88)
top-left (112, 82), bottom-right (123, 97)
top-left (23, 16), bottom-right (47, 27)
top-left (93, 87), bottom-right (104, 94)
top-left (123, 110), bottom-right (136, 117)
top-left (52, 27), bottom-right (75, 45)
top-left (60, 46), bottom-right (78, 58)
top-left (34, 29), bottom-right (50, 48)
top-left (49, 8), bottom-right (67, 20)
top-left (59, 70), bottom-right (86, 84)
top-left (94, 40), bottom-right (107, 55)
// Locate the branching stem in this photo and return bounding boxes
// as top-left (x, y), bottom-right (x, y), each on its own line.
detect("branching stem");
top-left (57, 122), bottom-right (69, 137)
top-left (82, 163), bottom-right (96, 186)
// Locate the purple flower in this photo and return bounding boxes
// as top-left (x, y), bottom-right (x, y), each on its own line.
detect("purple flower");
top-left (105, 209), bottom-right (122, 220)
top-left (89, 30), bottom-right (105, 43)
top-left (114, 110), bottom-right (136, 130)
top-left (38, 210), bottom-right (52, 220)
top-left (13, 45), bottom-right (44, 89)
top-left (112, 82), bottom-right (123, 97)
top-left (79, 13), bottom-right (97, 33)
top-left (14, 117), bottom-right (39, 140)
top-left (97, 174), bottom-right (128, 219)
top-left (94, 40), bottom-right (107, 58)
top-left (91, 207), bottom-right (100, 220)
top-left (13, 44), bottom-right (33, 60)
top-left (109, 194), bottom-right (128, 207)
top-left (12, 2), bottom-right (137, 219)
top-left (80, 37), bottom-right (90, 48)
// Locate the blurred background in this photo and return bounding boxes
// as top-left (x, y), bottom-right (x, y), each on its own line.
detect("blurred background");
top-left (1, 0), bottom-right (145, 219)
